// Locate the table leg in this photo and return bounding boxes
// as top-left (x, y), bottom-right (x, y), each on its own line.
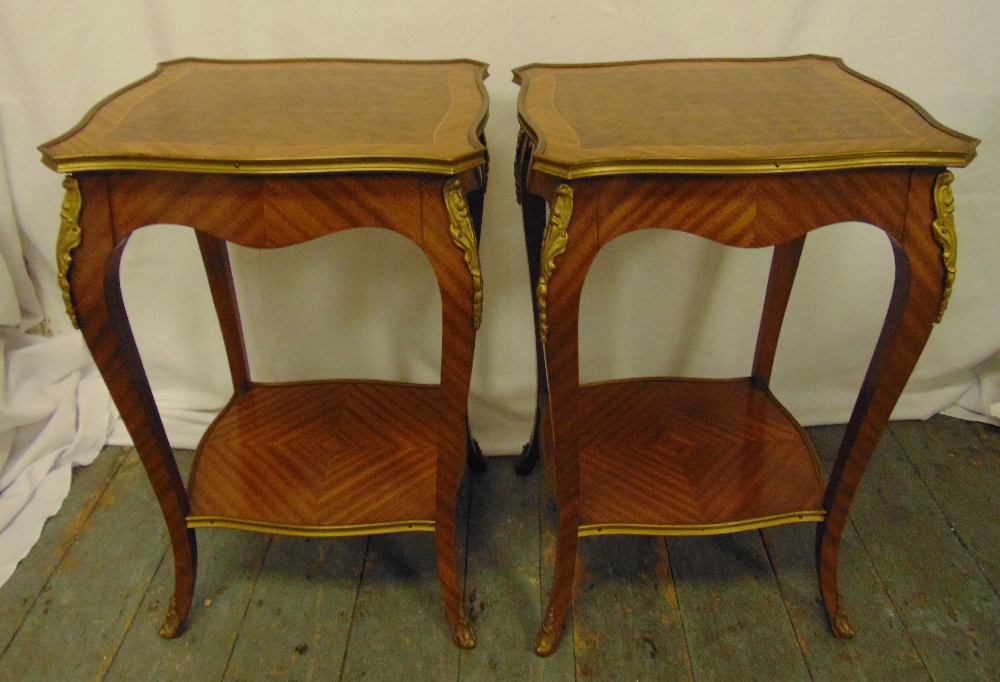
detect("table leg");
top-left (752, 236), bottom-right (806, 388)
top-left (513, 144), bottom-right (549, 476)
top-left (68, 174), bottom-right (197, 637)
top-left (514, 191), bottom-right (549, 476)
top-left (195, 232), bottom-right (250, 394)
top-left (466, 415), bottom-right (486, 473)
top-left (433, 179), bottom-right (482, 647)
top-left (536, 475), bottom-right (580, 656)
top-left (532, 183), bottom-right (595, 656)
top-left (464, 185), bottom-right (488, 473)
top-left (817, 170), bottom-right (944, 637)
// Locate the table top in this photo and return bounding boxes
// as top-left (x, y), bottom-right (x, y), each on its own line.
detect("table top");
top-left (40, 58), bottom-right (490, 175)
top-left (513, 55), bottom-right (978, 179)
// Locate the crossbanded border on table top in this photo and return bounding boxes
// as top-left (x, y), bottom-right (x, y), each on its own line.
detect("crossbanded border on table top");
top-left (39, 58), bottom-right (490, 176)
top-left (514, 55), bottom-right (979, 179)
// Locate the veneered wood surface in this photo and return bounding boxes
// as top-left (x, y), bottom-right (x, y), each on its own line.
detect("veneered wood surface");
top-left (188, 381), bottom-right (441, 530)
top-left (560, 168), bottom-right (913, 249)
top-left (513, 131), bottom-right (549, 475)
top-left (514, 56), bottom-right (978, 178)
top-left (40, 59), bottom-right (489, 175)
top-left (817, 170), bottom-right (944, 634)
top-left (752, 237), bottom-right (805, 386)
top-left (196, 232), bottom-right (250, 393)
top-left (73, 172), bottom-right (198, 633)
top-left (576, 378), bottom-right (824, 533)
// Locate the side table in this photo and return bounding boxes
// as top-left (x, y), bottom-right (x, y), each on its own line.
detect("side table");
top-left (512, 55), bottom-right (978, 655)
top-left (39, 58), bottom-right (490, 648)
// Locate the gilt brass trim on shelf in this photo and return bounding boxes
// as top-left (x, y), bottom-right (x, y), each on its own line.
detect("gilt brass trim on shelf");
top-left (536, 184), bottom-right (573, 344)
top-left (186, 516), bottom-right (435, 537)
top-left (932, 170), bottom-right (957, 323)
top-left (443, 179), bottom-right (483, 330)
top-left (56, 175), bottom-right (82, 329)
top-left (577, 509), bottom-right (826, 538)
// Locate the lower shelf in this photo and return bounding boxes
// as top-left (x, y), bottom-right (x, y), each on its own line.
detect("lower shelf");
top-left (574, 377), bottom-right (826, 536)
top-left (186, 380), bottom-right (441, 535)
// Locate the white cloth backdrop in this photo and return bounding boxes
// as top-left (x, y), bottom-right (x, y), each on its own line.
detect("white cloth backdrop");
top-left (0, 1), bottom-right (998, 586)
top-left (0, 134), bottom-right (113, 586)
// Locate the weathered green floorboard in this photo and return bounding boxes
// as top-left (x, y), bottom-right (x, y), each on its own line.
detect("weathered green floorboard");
top-left (0, 445), bottom-right (128, 654)
top-left (0, 449), bottom-right (170, 682)
top-left (667, 531), bottom-right (812, 682)
top-left (968, 420), bottom-right (1000, 592)
top-left (573, 535), bottom-right (693, 681)
top-left (338, 532), bottom-right (460, 680)
top-left (889, 417), bottom-right (1000, 596)
top-left (762, 521), bottom-right (930, 681)
top-left (759, 425), bottom-right (930, 681)
top-left (811, 423), bottom-right (1000, 681)
top-left (339, 471), bottom-right (471, 680)
top-left (459, 458), bottom-right (574, 681)
top-left (104, 527), bottom-right (269, 682)
top-left (222, 534), bottom-right (366, 682)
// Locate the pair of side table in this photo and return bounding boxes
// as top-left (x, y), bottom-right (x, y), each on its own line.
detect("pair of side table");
top-left (40, 56), bottom-right (977, 654)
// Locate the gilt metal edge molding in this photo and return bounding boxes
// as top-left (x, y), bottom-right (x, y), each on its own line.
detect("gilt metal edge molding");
top-left (56, 175), bottom-right (82, 329)
top-left (443, 179), bottom-right (483, 330)
top-left (578, 509), bottom-right (826, 537)
top-left (536, 184), bottom-right (573, 344)
top-left (529, 150), bottom-right (975, 181)
top-left (932, 170), bottom-right (957, 323)
top-left (43, 153), bottom-right (488, 177)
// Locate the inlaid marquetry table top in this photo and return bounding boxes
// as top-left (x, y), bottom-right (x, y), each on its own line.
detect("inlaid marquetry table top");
top-left (40, 58), bottom-right (489, 175)
top-left (513, 55), bottom-right (978, 178)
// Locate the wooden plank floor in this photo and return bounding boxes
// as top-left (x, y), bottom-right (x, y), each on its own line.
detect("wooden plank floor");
top-left (1, 415), bottom-right (998, 681)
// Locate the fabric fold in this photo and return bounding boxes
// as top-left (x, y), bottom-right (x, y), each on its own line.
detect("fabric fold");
top-left (0, 330), bottom-right (113, 587)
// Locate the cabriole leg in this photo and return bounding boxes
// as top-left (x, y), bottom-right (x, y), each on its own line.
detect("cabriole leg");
top-left (66, 173), bottom-right (198, 637)
top-left (817, 170), bottom-right (947, 638)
